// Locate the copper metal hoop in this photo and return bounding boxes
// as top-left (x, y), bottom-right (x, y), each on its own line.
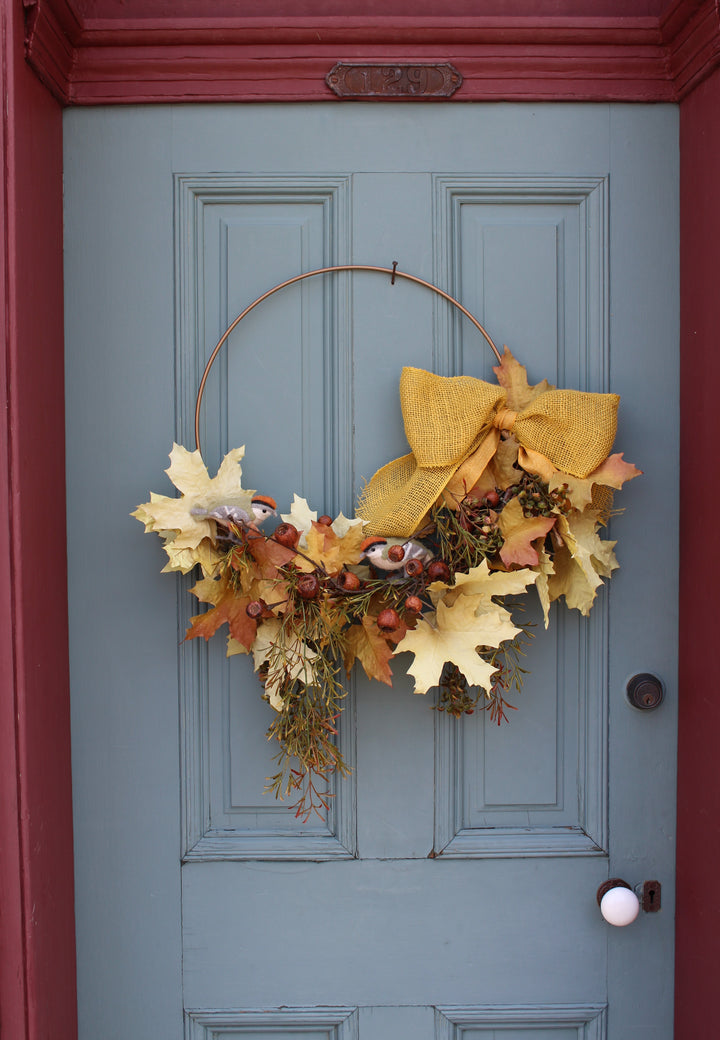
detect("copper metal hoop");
top-left (193, 263), bottom-right (502, 453)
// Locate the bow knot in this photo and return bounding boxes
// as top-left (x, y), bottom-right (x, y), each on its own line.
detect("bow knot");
top-left (493, 406), bottom-right (518, 433)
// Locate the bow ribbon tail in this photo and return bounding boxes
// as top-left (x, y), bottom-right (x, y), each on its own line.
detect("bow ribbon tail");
top-left (442, 428), bottom-right (501, 506)
top-left (441, 435), bottom-right (559, 510)
top-left (517, 445), bottom-right (557, 482)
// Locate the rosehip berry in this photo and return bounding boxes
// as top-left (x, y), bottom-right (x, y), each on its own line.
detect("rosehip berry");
top-left (337, 570), bottom-right (362, 592)
top-left (273, 522), bottom-right (299, 548)
top-left (484, 489), bottom-right (501, 507)
top-left (296, 574), bottom-right (321, 600)
top-left (377, 608), bottom-right (401, 632)
top-left (318, 515), bottom-right (333, 526)
top-left (387, 544), bottom-right (405, 562)
top-left (426, 560), bottom-right (451, 583)
top-left (404, 559), bottom-right (424, 578)
top-left (246, 599), bottom-right (267, 619)
top-left (405, 595), bottom-right (423, 614)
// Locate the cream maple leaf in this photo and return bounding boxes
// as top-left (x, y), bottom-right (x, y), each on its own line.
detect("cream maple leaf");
top-left (251, 619), bottom-right (320, 711)
top-left (429, 559), bottom-right (538, 611)
top-left (281, 495), bottom-right (317, 545)
top-left (132, 444), bottom-right (255, 571)
top-left (396, 594), bottom-right (521, 696)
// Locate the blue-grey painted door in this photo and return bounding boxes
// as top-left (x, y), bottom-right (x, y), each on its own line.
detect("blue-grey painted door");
top-left (63, 103), bottom-right (678, 1040)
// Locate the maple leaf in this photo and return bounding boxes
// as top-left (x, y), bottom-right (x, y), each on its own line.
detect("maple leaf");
top-left (132, 444), bottom-right (255, 564)
top-left (251, 619), bottom-right (320, 711)
top-left (433, 559), bottom-right (538, 612)
top-left (489, 434), bottom-right (522, 490)
top-left (246, 532), bottom-right (299, 574)
top-left (493, 347), bottom-right (554, 412)
top-left (550, 453), bottom-right (642, 511)
top-left (185, 574), bottom-right (258, 650)
top-left (343, 615), bottom-right (397, 685)
top-left (546, 541), bottom-right (599, 615)
top-left (559, 510), bottom-right (618, 581)
top-left (498, 498), bottom-right (556, 567)
top-left (331, 513), bottom-right (366, 539)
top-left (159, 536), bottom-right (222, 577)
top-left (547, 511), bottom-right (619, 615)
top-left (534, 546), bottom-right (555, 628)
top-left (305, 521), bottom-right (367, 573)
top-left (281, 495), bottom-right (317, 545)
top-left (395, 595), bottom-right (519, 696)
top-left (227, 635), bottom-right (250, 657)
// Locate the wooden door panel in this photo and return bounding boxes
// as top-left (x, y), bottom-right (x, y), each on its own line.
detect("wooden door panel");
top-left (181, 859), bottom-right (605, 1009)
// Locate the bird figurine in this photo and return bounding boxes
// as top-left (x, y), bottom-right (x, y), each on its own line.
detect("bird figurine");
top-left (360, 535), bottom-right (433, 575)
top-left (192, 494), bottom-right (277, 529)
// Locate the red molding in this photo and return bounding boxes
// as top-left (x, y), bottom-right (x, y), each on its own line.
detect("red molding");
top-left (664, 0), bottom-right (720, 97)
top-left (2, 2), bottom-right (77, 1038)
top-left (23, 0), bottom-right (79, 103)
top-left (22, 0), bottom-right (720, 104)
top-left (676, 65), bottom-right (720, 1037)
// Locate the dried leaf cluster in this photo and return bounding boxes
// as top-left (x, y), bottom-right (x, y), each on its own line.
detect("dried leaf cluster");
top-left (134, 350), bottom-right (640, 819)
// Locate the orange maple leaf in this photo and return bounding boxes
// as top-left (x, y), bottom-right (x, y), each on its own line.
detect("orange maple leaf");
top-left (498, 498), bottom-right (556, 567)
top-left (343, 615), bottom-right (397, 686)
top-left (246, 532), bottom-right (298, 575)
top-left (185, 575), bottom-right (257, 650)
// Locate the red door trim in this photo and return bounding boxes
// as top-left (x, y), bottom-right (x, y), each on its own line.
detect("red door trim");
top-left (22, 0), bottom-right (720, 106)
top-left (6, 3), bottom-right (717, 1039)
top-left (1, 3), bottom-right (77, 1038)
top-left (676, 66), bottom-right (720, 1039)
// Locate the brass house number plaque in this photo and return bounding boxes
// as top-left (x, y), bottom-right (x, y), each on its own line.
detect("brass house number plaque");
top-left (326, 63), bottom-right (462, 99)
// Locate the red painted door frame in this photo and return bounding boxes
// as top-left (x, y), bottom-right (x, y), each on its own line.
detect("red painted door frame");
top-left (3, 3), bottom-right (718, 1038)
top-left (1, 3), bottom-right (76, 1039)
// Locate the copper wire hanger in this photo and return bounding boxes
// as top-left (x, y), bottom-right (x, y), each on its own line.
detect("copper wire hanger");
top-left (193, 263), bottom-right (502, 453)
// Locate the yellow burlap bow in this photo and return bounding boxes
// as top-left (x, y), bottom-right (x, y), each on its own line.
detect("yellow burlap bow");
top-left (357, 366), bottom-right (620, 537)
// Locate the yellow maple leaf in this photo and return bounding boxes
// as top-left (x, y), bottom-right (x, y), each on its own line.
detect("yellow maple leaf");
top-left (132, 444), bottom-right (255, 564)
top-left (493, 347), bottom-right (554, 412)
top-left (395, 594), bottom-right (520, 696)
top-left (548, 510), bottom-right (618, 615)
top-left (546, 541), bottom-right (598, 615)
top-left (534, 546), bottom-right (555, 628)
top-left (305, 521), bottom-right (367, 573)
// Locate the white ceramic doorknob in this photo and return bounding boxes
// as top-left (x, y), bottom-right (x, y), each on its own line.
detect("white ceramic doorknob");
top-left (596, 879), bottom-right (640, 926)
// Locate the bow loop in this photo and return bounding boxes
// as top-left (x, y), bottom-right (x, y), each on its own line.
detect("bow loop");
top-left (400, 367), bottom-right (505, 467)
top-left (511, 388), bottom-right (619, 477)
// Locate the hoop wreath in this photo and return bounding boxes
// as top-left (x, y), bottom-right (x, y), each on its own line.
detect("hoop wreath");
top-left (134, 264), bottom-right (641, 819)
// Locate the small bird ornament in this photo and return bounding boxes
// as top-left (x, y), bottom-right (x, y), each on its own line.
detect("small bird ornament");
top-left (360, 535), bottom-right (433, 575)
top-left (192, 494), bottom-right (277, 529)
